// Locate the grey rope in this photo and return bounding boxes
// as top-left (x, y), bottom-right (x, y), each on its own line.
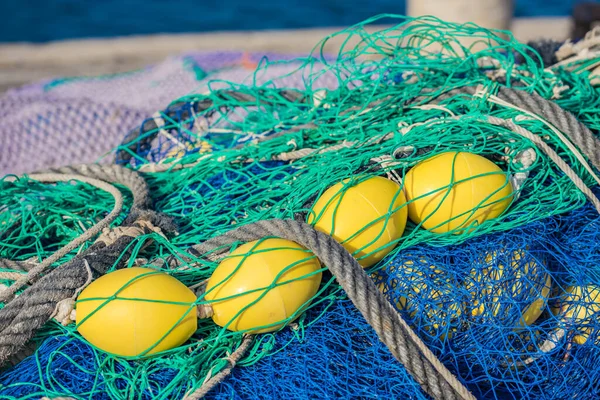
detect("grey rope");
top-left (183, 335), bottom-right (254, 400)
top-left (486, 116), bottom-right (600, 213)
top-left (183, 219), bottom-right (475, 400)
top-left (1, 84), bottom-right (598, 397)
top-left (0, 165), bottom-right (168, 366)
top-left (0, 173), bottom-right (124, 302)
top-left (34, 164), bottom-right (177, 233)
top-left (0, 259), bottom-right (36, 273)
top-left (0, 235), bottom-right (139, 365)
top-left (37, 164), bottom-right (151, 225)
top-left (416, 85), bottom-right (600, 172)
top-left (494, 87), bottom-right (600, 172)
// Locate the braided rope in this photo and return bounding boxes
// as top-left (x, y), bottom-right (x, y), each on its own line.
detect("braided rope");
top-left (0, 259), bottom-right (37, 273)
top-left (493, 87), bottom-right (600, 177)
top-left (187, 219), bottom-right (475, 400)
top-left (0, 165), bottom-right (165, 366)
top-left (183, 335), bottom-right (254, 400)
top-left (485, 116), bottom-right (600, 213)
top-left (0, 173), bottom-right (124, 302)
top-left (0, 83), bottom-right (599, 398)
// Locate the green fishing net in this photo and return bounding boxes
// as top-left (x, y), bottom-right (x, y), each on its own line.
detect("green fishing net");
top-left (2, 15), bottom-right (600, 400)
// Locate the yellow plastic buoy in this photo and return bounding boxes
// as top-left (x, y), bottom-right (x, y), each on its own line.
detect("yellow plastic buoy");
top-left (467, 250), bottom-right (551, 327)
top-left (308, 176), bottom-right (408, 267)
top-left (552, 285), bottom-right (600, 345)
top-left (165, 140), bottom-right (212, 160)
top-left (403, 151), bottom-right (513, 233)
top-left (76, 267), bottom-right (197, 357)
top-left (203, 238), bottom-right (322, 333)
top-left (379, 256), bottom-right (463, 339)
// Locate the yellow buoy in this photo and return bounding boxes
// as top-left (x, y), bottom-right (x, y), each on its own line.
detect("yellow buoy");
top-left (552, 285), bottom-right (600, 345)
top-left (165, 140), bottom-right (212, 160)
top-left (379, 256), bottom-right (463, 339)
top-left (466, 250), bottom-right (551, 327)
top-left (76, 267), bottom-right (197, 357)
top-left (203, 238), bottom-right (322, 333)
top-left (308, 176), bottom-right (408, 267)
top-left (403, 151), bottom-right (513, 233)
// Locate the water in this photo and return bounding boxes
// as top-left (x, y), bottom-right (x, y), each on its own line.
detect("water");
top-left (0, 0), bottom-right (586, 43)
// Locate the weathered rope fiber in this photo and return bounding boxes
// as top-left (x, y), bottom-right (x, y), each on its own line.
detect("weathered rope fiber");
top-left (485, 115), bottom-right (600, 213)
top-left (0, 165), bottom-right (171, 366)
top-left (421, 85), bottom-right (600, 173)
top-left (183, 335), bottom-right (255, 400)
top-left (2, 81), bottom-right (600, 399)
top-left (0, 235), bottom-right (138, 365)
top-left (186, 219), bottom-right (475, 400)
top-left (37, 164), bottom-right (176, 231)
top-left (0, 173), bottom-right (124, 302)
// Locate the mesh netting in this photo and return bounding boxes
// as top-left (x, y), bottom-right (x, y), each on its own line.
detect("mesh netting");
top-left (2, 15), bottom-right (600, 400)
top-left (0, 52), bottom-right (328, 176)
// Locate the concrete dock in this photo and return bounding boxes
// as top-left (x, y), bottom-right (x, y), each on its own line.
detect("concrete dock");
top-left (0, 17), bottom-right (571, 92)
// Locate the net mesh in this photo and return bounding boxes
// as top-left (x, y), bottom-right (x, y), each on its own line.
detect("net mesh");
top-left (2, 15), bottom-right (600, 400)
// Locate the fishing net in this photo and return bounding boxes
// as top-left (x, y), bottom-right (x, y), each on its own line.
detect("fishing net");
top-left (2, 15), bottom-right (600, 400)
top-left (0, 52), bottom-right (325, 176)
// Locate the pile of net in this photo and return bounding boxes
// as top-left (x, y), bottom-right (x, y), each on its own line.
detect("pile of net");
top-left (2, 15), bottom-right (600, 399)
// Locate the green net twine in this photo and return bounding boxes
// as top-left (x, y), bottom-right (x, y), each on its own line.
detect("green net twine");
top-left (3, 14), bottom-right (600, 399)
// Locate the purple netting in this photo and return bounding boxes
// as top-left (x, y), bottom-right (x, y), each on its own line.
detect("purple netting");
top-left (0, 52), bottom-right (337, 175)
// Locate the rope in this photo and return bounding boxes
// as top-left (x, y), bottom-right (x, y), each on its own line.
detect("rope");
top-left (492, 87), bottom-right (600, 179)
top-left (183, 335), bottom-right (254, 400)
top-left (0, 165), bottom-right (167, 366)
top-left (36, 164), bottom-right (163, 227)
top-left (1, 85), bottom-right (600, 398)
top-left (0, 232), bottom-right (142, 365)
top-left (0, 259), bottom-right (37, 273)
top-left (185, 219), bottom-right (475, 400)
top-left (485, 116), bottom-right (600, 214)
top-left (421, 85), bottom-right (600, 174)
top-left (0, 174), bottom-right (124, 302)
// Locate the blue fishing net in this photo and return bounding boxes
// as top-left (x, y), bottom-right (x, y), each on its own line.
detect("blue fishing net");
top-left (2, 15), bottom-right (600, 400)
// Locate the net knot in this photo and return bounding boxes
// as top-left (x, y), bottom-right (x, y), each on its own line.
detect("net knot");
top-left (94, 219), bottom-right (166, 246)
top-left (197, 303), bottom-right (214, 319)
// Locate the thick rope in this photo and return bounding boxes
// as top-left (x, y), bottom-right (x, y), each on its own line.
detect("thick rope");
top-left (36, 164), bottom-right (170, 228)
top-left (0, 173), bottom-right (124, 302)
top-left (420, 85), bottom-right (600, 173)
top-left (0, 83), bottom-right (598, 398)
top-left (184, 219), bottom-right (475, 400)
top-left (492, 87), bottom-right (600, 180)
top-left (0, 259), bottom-right (37, 273)
top-left (485, 116), bottom-right (600, 213)
top-left (0, 226), bottom-right (150, 366)
top-left (0, 165), bottom-right (168, 366)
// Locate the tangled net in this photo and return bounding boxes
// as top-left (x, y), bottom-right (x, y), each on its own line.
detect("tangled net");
top-left (2, 15), bottom-right (600, 400)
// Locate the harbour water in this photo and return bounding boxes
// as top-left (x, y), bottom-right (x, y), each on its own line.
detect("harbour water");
top-left (1, 0), bottom-right (581, 43)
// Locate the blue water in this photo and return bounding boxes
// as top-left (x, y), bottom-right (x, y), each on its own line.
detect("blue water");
top-left (0, 0), bottom-right (588, 43)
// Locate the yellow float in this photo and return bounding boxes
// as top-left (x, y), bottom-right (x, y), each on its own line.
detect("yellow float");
top-left (403, 151), bottom-right (513, 233)
top-left (379, 256), bottom-right (463, 339)
top-left (203, 238), bottom-right (322, 333)
top-left (76, 267), bottom-right (197, 357)
top-left (308, 176), bottom-right (408, 267)
top-left (466, 249), bottom-right (551, 327)
top-left (552, 284), bottom-right (600, 345)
